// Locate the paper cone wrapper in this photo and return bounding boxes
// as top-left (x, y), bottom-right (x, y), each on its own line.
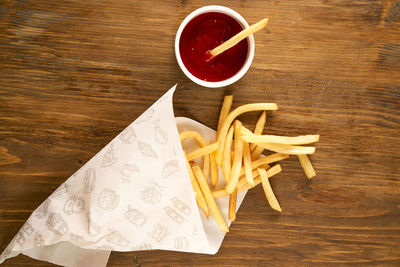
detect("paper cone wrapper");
top-left (0, 85), bottom-right (247, 267)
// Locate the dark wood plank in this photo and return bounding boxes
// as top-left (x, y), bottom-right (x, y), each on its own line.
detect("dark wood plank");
top-left (0, 0), bottom-right (399, 266)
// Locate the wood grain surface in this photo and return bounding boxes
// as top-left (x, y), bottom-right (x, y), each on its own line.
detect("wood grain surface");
top-left (1, 0), bottom-right (399, 266)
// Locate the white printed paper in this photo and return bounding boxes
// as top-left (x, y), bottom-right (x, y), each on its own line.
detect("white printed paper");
top-left (0, 85), bottom-right (247, 267)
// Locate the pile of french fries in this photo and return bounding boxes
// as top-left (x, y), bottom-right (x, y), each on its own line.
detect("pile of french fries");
top-left (180, 96), bottom-right (319, 233)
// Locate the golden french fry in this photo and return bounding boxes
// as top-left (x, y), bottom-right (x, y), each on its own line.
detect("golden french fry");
top-left (192, 166), bottom-right (229, 233)
top-left (228, 189), bottom-right (237, 221)
top-left (239, 164), bottom-right (282, 192)
top-left (210, 143), bottom-right (219, 187)
top-left (217, 95), bottom-right (233, 131)
top-left (250, 111), bottom-right (266, 152)
top-left (181, 95), bottom-right (320, 225)
top-left (186, 142), bottom-right (219, 161)
top-left (258, 168), bottom-right (282, 212)
top-left (184, 152), bottom-right (209, 217)
top-left (239, 153), bottom-right (289, 177)
top-left (253, 111), bottom-right (267, 135)
top-left (180, 131), bottom-right (207, 146)
top-left (226, 120), bottom-right (244, 194)
top-left (237, 166), bottom-right (269, 189)
top-left (210, 18), bottom-right (268, 57)
top-left (242, 141), bottom-right (254, 185)
top-left (297, 154), bottom-right (316, 179)
top-left (240, 126), bottom-right (319, 145)
top-left (211, 189), bottom-right (230, 199)
top-left (222, 125), bottom-right (234, 183)
top-left (180, 131), bottom-right (210, 178)
top-left (216, 103), bottom-right (278, 165)
top-left (251, 145), bottom-right (265, 160)
top-left (258, 143), bottom-right (315, 155)
top-left (212, 164), bottom-right (282, 198)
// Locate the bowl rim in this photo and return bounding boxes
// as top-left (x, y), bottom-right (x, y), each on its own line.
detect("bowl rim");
top-left (175, 5), bottom-right (255, 88)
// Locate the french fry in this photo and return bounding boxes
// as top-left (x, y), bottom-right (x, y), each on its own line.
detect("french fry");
top-left (238, 164), bottom-right (282, 191)
top-left (250, 111), bottom-right (266, 152)
top-left (212, 164), bottom-right (282, 198)
top-left (184, 152), bottom-right (209, 217)
top-left (210, 142), bottom-right (219, 187)
top-left (253, 111), bottom-right (267, 136)
top-left (237, 167), bottom-right (269, 190)
top-left (228, 189), bottom-right (237, 221)
top-left (217, 95), bottom-right (233, 131)
top-left (178, 94), bottom-right (321, 235)
top-left (186, 142), bottom-right (219, 161)
top-left (240, 126), bottom-right (319, 145)
top-left (226, 120), bottom-right (244, 194)
top-left (258, 143), bottom-right (315, 155)
top-left (239, 153), bottom-right (289, 176)
top-left (211, 189), bottom-right (230, 199)
top-left (251, 145), bottom-right (265, 160)
top-left (222, 125), bottom-right (234, 182)
top-left (258, 168), bottom-right (282, 212)
top-left (209, 18), bottom-right (268, 57)
top-left (181, 95), bottom-right (320, 229)
top-left (180, 131), bottom-right (210, 179)
top-left (242, 141), bottom-right (254, 185)
top-left (216, 103), bottom-right (278, 165)
top-left (297, 154), bottom-right (316, 179)
top-left (192, 166), bottom-right (229, 233)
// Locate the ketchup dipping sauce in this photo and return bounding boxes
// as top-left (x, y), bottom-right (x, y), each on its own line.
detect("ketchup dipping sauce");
top-left (175, 6), bottom-right (255, 88)
top-left (180, 12), bottom-right (247, 82)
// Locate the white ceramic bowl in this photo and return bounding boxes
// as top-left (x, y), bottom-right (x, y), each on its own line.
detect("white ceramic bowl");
top-left (175, 5), bottom-right (255, 88)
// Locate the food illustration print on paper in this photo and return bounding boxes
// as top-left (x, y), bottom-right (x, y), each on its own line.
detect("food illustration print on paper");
top-left (121, 163), bottom-right (139, 183)
top-left (148, 223), bottom-right (169, 244)
top-left (70, 234), bottom-right (84, 243)
top-left (162, 160), bottom-right (180, 178)
top-left (125, 206), bottom-right (147, 227)
top-left (140, 185), bottom-right (161, 205)
top-left (154, 119), bottom-right (168, 144)
top-left (63, 196), bottom-right (85, 215)
top-left (69, 234), bottom-right (93, 245)
top-left (136, 108), bottom-right (155, 124)
top-left (21, 222), bottom-right (34, 236)
top-left (105, 230), bottom-right (129, 247)
top-left (138, 141), bottom-right (157, 158)
top-left (15, 232), bottom-right (26, 246)
top-left (171, 198), bottom-right (191, 215)
top-left (83, 168), bottom-right (96, 194)
top-left (101, 145), bottom-right (117, 167)
top-left (15, 222), bottom-right (34, 246)
top-left (135, 243), bottom-right (152, 251)
top-left (98, 189), bottom-right (119, 212)
top-left (33, 232), bottom-right (44, 247)
top-left (174, 236), bottom-right (189, 250)
top-left (119, 126), bottom-right (136, 144)
top-left (50, 183), bottom-right (68, 198)
top-left (46, 213), bottom-right (69, 235)
top-left (164, 206), bottom-right (184, 224)
top-left (35, 199), bottom-right (50, 218)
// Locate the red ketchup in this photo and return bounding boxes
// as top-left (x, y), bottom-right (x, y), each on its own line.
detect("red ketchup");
top-left (179, 12), bottom-right (248, 82)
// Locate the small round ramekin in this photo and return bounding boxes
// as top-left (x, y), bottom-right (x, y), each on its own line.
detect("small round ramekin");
top-left (175, 5), bottom-right (255, 88)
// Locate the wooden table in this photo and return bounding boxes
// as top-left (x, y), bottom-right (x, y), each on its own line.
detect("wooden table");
top-left (1, 0), bottom-right (399, 266)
